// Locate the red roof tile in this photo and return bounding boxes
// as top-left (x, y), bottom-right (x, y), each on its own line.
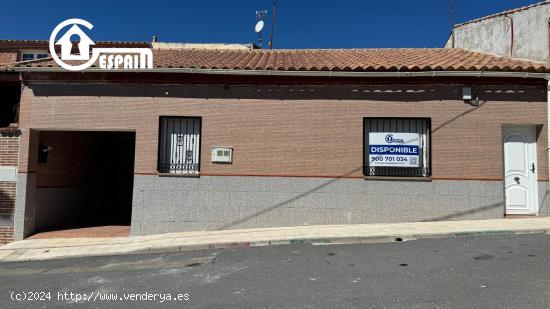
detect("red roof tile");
top-left (11, 48), bottom-right (550, 73)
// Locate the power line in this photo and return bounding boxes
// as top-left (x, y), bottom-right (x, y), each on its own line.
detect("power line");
top-left (268, 0), bottom-right (276, 49)
top-left (277, 4), bottom-right (324, 47)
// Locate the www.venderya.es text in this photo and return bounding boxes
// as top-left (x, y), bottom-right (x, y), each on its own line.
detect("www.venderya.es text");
top-left (10, 291), bottom-right (190, 303)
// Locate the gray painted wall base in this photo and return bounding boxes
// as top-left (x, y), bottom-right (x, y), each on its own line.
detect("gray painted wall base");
top-left (538, 182), bottom-right (550, 216)
top-left (131, 175), bottom-right (519, 236)
top-left (12, 174), bottom-right (549, 238)
top-left (14, 173), bottom-right (36, 240)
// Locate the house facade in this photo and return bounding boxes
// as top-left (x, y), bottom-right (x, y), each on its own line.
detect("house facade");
top-left (0, 39), bottom-right (150, 64)
top-left (1, 47), bottom-right (548, 241)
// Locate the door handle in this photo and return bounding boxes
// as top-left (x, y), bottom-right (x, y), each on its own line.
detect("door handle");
top-left (531, 163), bottom-right (536, 173)
top-left (514, 177), bottom-right (520, 184)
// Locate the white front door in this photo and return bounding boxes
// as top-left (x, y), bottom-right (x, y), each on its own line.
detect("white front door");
top-left (503, 125), bottom-right (538, 215)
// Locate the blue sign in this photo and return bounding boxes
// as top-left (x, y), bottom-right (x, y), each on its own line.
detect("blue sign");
top-left (368, 132), bottom-right (421, 167)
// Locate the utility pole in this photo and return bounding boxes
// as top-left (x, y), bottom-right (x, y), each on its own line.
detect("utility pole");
top-left (256, 10), bottom-right (267, 48)
top-left (268, 0), bottom-right (277, 49)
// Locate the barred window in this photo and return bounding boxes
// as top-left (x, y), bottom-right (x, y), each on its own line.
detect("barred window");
top-left (364, 118), bottom-right (431, 177)
top-left (157, 116), bottom-right (201, 174)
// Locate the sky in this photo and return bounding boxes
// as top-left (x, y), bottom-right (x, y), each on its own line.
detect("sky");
top-left (0, 0), bottom-right (542, 49)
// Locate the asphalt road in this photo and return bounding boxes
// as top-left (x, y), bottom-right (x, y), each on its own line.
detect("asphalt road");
top-left (1, 234), bottom-right (550, 308)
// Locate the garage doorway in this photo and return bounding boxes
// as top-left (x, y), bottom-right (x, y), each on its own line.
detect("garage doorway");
top-left (33, 131), bottom-right (135, 236)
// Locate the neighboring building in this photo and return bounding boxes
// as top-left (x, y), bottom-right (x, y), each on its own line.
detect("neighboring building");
top-left (151, 42), bottom-right (256, 50)
top-left (0, 65), bottom-right (21, 244)
top-left (0, 125), bottom-right (19, 244)
top-left (445, 1), bottom-right (550, 62)
top-left (0, 40), bottom-right (150, 64)
top-left (0, 47), bottom-right (549, 242)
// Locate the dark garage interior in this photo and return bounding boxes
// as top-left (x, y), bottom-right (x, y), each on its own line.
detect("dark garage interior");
top-left (33, 131), bottom-right (135, 234)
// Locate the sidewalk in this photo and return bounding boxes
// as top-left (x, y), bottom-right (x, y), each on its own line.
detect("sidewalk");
top-left (1, 217), bottom-right (550, 262)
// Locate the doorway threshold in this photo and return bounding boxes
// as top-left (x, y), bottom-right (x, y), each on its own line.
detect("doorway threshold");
top-left (504, 214), bottom-right (538, 219)
top-left (28, 226), bottom-right (130, 239)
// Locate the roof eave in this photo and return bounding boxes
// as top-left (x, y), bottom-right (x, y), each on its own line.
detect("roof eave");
top-left (13, 66), bottom-right (550, 80)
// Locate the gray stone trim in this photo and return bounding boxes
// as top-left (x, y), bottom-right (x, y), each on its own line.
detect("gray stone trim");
top-left (132, 175), bottom-right (508, 236)
top-left (538, 181), bottom-right (550, 216)
top-left (13, 173), bottom-right (36, 240)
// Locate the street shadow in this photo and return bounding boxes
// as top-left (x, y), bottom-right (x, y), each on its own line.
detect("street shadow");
top-left (217, 167), bottom-right (363, 230)
top-left (432, 100), bottom-right (487, 134)
top-left (219, 100), bottom-right (502, 229)
top-left (538, 185), bottom-right (549, 215)
top-left (420, 201), bottom-right (503, 222)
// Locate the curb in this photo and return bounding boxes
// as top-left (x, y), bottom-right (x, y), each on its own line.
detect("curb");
top-left (2, 228), bottom-right (549, 262)
top-left (130, 228), bottom-right (550, 255)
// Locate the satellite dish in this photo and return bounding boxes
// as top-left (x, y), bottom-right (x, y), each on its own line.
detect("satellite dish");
top-left (254, 20), bottom-right (265, 33)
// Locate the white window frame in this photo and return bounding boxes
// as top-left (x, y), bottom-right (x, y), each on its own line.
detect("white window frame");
top-left (20, 50), bottom-right (49, 62)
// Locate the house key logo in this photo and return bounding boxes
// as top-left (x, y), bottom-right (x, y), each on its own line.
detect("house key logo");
top-left (49, 18), bottom-right (153, 71)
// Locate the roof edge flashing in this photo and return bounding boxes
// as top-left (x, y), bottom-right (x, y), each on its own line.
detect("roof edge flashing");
top-left (13, 67), bottom-right (550, 80)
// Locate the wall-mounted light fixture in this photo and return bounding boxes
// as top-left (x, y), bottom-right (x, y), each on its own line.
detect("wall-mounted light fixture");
top-left (462, 86), bottom-right (480, 106)
top-left (38, 145), bottom-right (54, 164)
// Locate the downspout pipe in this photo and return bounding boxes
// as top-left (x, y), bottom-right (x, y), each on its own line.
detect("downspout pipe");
top-left (505, 14), bottom-right (514, 57)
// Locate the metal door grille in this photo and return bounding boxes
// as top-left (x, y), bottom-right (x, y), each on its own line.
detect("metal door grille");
top-left (158, 117), bottom-right (201, 174)
top-left (364, 118), bottom-right (431, 177)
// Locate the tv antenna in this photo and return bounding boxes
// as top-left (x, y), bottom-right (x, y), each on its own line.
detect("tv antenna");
top-left (255, 10), bottom-right (267, 48)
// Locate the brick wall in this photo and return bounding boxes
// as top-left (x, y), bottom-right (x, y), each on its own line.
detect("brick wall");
top-left (0, 181), bottom-right (15, 214)
top-left (0, 130), bottom-right (19, 244)
top-left (0, 134), bottom-right (19, 166)
top-left (17, 83), bottom-right (548, 181)
top-left (0, 227), bottom-right (13, 244)
top-left (0, 52), bottom-right (17, 64)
